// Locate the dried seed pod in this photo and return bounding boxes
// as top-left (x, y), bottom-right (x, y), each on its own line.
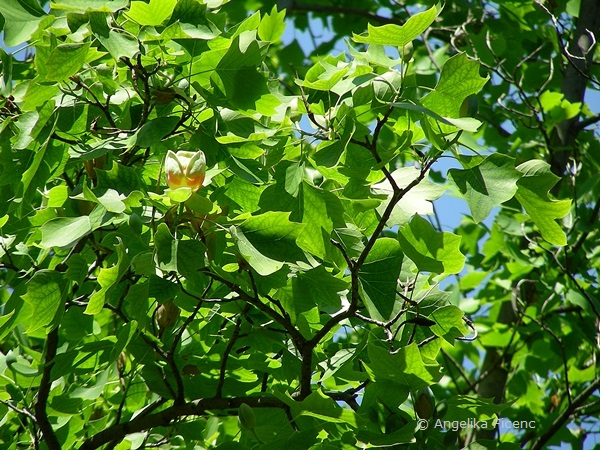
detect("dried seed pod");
top-left (156, 301), bottom-right (180, 329)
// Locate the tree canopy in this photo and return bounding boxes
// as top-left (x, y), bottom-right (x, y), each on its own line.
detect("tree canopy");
top-left (0, 0), bottom-right (599, 449)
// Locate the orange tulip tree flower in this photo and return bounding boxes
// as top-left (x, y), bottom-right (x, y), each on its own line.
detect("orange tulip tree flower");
top-left (165, 150), bottom-right (206, 192)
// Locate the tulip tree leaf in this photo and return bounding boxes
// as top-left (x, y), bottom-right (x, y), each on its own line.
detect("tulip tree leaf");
top-left (40, 216), bottom-right (92, 248)
top-left (292, 266), bottom-right (348, 311)
top-left (372, 167), bottom-right (446, 226)
top-left (258, 5), bottom-right (286, 43)
top-left (85, 239), bottom-right (130, 314)
top-left (40, 44), bottom-right (91, 82)
top-left (22, 270), bottom-right (68, 332)
top-left (422, 53), bottom-right (489, 120)
top-left (214, 31), bottom-right (269, 110)
top-left (430, 305), bottom-right (469, 342)
top-left (232, 227), bottom-right (284, 276)
top-left (352, 6), bottom-right (438, 47)
top-left (0, 0), bottom-right (46, 46)
top-left (448, 153), bottom-right (522, 223)
top-left (515, 160), bottom-right (571, 246)
top-left (153, 224), bottom-right (206, 277)
top-left (296, 183), bottom-right (346, 260)
top-left (127, 0), bottom-right (177, 26)
top-left (237, 211), bottom-right (306, 269)
top-left (358, 238), bottom-right (404, 321)
top-left (366, 343), bottom-right (441, 390)
top-left (397, 215), bottom-right (465, 274)
top-left (154, 223), bottom-right (178, 273)
top-left (444, 396), bottom-right (508, 422)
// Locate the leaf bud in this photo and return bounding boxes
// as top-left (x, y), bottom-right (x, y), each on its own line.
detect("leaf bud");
top-left (400, 41), bottom-right (414, 63)
top-left (414, 387), bottom-right (435, 420)
top-left (460, 95), bottom-right (478, 118)
top-left (238, 403), bottom-right (256, 430)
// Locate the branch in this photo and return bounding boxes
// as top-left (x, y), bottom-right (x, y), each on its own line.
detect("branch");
top-left (79, 396), bottom-right (291, 450)
top-left (288, 3), bottom-right (398, 26)
top-left (530, 377), bottom-right (600, 450)
top-left (201, 270), bottom-right (306, 348)
top-left (35, 327), bottom-right (61, 450)
top-left (215, 306), bottom-right (249, 398)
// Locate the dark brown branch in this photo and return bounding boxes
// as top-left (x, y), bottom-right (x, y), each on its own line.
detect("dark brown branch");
top-left (201, 270), bottom-right (306, 348)
top-left (215, 306), bottom-right (249, 398)
top-left (35, 327), bottom-right (61, 450)
top-left (288, 3), bottom-right (398, 26)
top-left (79, 396), bottom-right (291, 450)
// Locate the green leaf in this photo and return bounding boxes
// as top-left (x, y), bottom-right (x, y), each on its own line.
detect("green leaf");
top-left (1, 48), bottom-right (13, 96)
top-left (293, 266), bottom-right (348, 311)
top-left (448, 154), bottom-right (522, 223)
top-left (303, 60), bottom-right (350, 91)
top-left (445, 395), bottom-right (507, 421)
top-left (397, 215), bottom-right (465, 274)
top-left (177, 239), bottom-right (206, 278)
top-left (258, 5), bottom-right (286, 43)
top-left (358, 238), bottom-right (403, 321)
top-left (127, 0), bottom-right (177, 26)
top-left (422, 53), bottom-right (489, 119)
top-left (0, 0), bottom-right (46, 46)
top-left (430, 305), bottom-right (469, 342)
top-left (352, 6), bottom-right (438, 47)
top-left (40, 43), bottom-right (91, 82)
top-left (393, 102), bottom-right (483, 132)
top-left (232, 226), bottom-right (284, 276)
top-left (134, 116), bottom-right (180, 148)
top-left (223, 178), bottom-right (264, 213)
top-left (40, 216), bottom-right (92, 248)
top-left (96, 163), bottom-right (143, 195)
top-left (332, 226), bottom-right (365, 259)
top-left (291, 390), bottom-right (361, 427)
top-left (515, 160), bottom-right (570, 246)
top-left (214, 31), bottom-right (269, 110)
top-left (372, 167), bottom-right (446, 226)
top-left (284, 162), bottom-right (303, 197)
top-left (85, 239), bottom-right (130, 314)
top-left (366, 343), bottom-right (441, 390)
top-left (154, 223), bottom-right (178, 272)
top-left (296, 183), bottom-right (346, 260)
top-left (23, 270), bottom-right (67, 332)
top-left (233, 212), bottom-right (306, 275)
top-left (51, 0), bottom-right (128, 12)
top-left (90, 12), bottom-right (139, 60)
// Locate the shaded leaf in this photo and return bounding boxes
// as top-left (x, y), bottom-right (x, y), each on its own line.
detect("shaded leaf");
top-left (358, 238), bottom-right (403, 321)
top-left (23, 270), bottom-right (67, 332)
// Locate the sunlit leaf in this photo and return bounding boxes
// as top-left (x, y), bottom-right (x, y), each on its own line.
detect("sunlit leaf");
top-left (515, 160), bottom-right (571, 246)
top-left (352, 6), bottom-right (438, 47)
top-left (398, 215), bottom-right (465, 274)
top-left (449, 154), bottom-right (522, 222)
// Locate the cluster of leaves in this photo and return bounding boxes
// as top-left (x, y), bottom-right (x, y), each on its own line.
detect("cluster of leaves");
top-left (267, 0), bottom-right (600, 448)
top-left (0, 0), bottom-right (597, 449)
